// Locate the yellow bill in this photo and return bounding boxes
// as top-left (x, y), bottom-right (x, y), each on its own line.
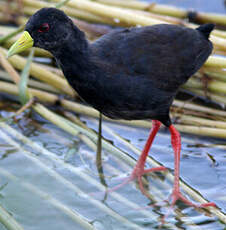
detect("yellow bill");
top-left (7, 31), bottom-right (34, 58)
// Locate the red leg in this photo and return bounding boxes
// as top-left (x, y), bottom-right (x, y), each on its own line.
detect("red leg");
top-left (169, 125), bottom-right (216, 208)
top-left (108, 120), bottom-right (166, 194)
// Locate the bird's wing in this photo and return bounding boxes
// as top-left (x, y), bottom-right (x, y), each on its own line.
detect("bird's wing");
top-left (91, 24), bottom-right (212, 91)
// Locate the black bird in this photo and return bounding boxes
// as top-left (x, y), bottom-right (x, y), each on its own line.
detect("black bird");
top-left (8, 8), bottom-right (216, 208)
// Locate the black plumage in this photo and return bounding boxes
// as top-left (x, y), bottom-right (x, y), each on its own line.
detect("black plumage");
top-left (10, 7), bottom-right (216, 208)
top-left (25, 8), bottom-right (213, 126)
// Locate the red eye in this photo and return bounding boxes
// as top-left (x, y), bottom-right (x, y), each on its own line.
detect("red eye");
top-left (38, 23), bottom-right (50, 33)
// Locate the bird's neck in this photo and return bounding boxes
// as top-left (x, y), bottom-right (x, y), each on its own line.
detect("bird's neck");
top-left (51, 28), bottom-right (97, 83)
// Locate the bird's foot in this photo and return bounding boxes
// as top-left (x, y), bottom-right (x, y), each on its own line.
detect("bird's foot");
top-left (169, 188), bottom-right (216, 208)
top-left (134, 166), bottom-right (167, 196)
top-left (108, 165), bottom-right (167, 196)
top-left (159, 189), bottom-right (217, 226)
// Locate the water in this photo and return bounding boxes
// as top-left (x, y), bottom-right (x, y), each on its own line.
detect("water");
top-left (0, 0), bottom-right (226, 230)
top-left (0, 102), bottom-right (226, 229)
top-left (149, 0), bottom-right (226, 14)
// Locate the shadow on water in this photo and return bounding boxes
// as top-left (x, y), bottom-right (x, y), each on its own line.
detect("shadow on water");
top-left (0, 0), bottom-right (226, 229)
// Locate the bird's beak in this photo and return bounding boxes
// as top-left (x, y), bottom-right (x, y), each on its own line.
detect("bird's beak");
top-left (7, 31), bottom-right (34, 58)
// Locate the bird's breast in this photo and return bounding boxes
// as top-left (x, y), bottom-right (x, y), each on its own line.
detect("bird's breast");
top-left (70, 75), bottom-right (175, 121)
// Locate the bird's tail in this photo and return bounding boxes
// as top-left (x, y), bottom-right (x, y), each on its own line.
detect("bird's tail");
top-left (196, 23), bottom-right (215, 39)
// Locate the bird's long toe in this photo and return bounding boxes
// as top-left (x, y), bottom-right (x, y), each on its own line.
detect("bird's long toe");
top-left (169, 189), bottom-right (216, 208)
top-left (107, 165), bottom-right (167, 196)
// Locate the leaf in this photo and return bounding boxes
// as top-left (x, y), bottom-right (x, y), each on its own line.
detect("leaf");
top-left (19, 48), bottom-right (34, 105)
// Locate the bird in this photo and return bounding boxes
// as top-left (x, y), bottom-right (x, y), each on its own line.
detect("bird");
top-left (7, 7), bottom-right (216, 208)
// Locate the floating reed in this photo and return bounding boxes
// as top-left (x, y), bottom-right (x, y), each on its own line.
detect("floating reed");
top-left (93, 0), bottom-right (226, 26)
top-left (0, 204), bottom-right (24, 230)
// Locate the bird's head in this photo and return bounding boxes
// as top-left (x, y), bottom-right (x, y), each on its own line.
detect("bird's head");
top-left (7, 8), bottom-right (74, 57)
